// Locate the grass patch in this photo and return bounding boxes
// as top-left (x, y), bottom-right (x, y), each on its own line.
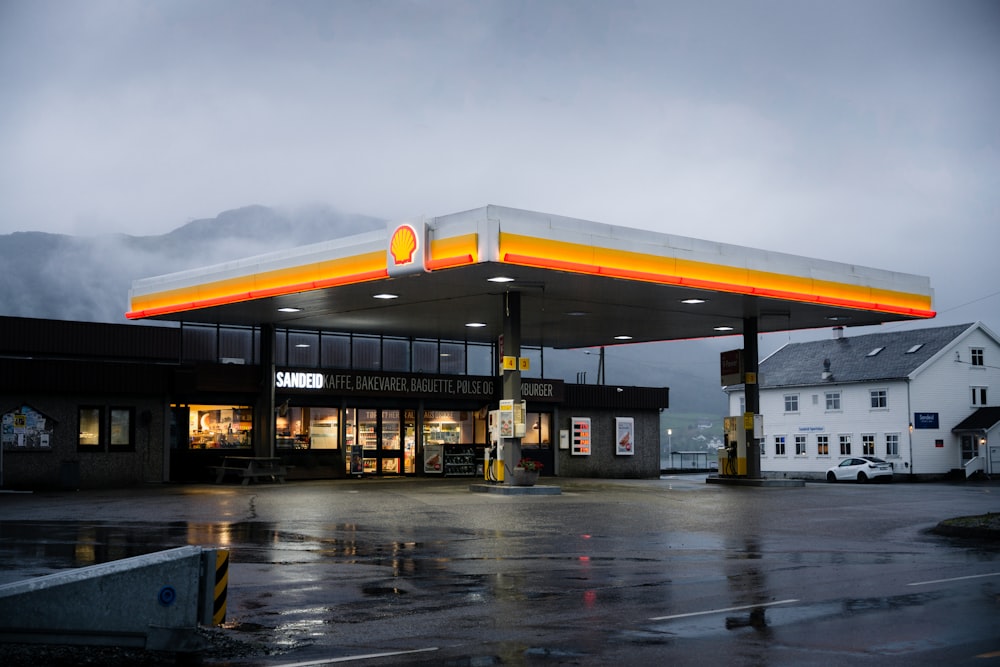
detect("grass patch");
top-left (931, 512), bottom-right (1000, 539)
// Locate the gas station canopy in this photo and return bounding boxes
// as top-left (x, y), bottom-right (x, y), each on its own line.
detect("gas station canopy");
top-left (127, 205), bottom-right (935, 347)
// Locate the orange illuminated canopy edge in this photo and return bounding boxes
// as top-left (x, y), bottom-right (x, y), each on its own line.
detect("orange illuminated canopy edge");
top-left (125, 206), bottom-right (935, 344)
top-left (499, 234), bottom-right (935, 319)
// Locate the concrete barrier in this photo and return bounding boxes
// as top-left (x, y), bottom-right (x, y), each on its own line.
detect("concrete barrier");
top-left (0, 545), bottom-right (227, 653)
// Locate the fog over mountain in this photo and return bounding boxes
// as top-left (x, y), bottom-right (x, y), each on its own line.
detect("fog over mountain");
top-left (0, 204), bottom-right (727, 414)
top-left (0, 205), bottom-right (383, 323)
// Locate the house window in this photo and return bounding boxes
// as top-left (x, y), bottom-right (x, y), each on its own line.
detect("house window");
top-left (774, 435), bottom-right (786, 456)
top-left (739, 397), bottom-right (745, 415)
top-left (862, 433), bottom-right (875, 456)
top-left (839, 434), bottom-right (852, 456)
top-left (784, 394), bottom-right (799, 413)
top-left (78, 407), bottom-right (102, 449)
top-left (795, 435), bottom-right (807, 456)
top-left (886, 433), bottom-right (899, 457)
top-left (825, 391), bottom-right (841, 411)
top-left (972, 386), bottom-right (988, 406)
top-left (870, 389), bottom-right (887, 409)
top-left (817, 435), bottom-right (829, 456)
top-left (109, 407), bottom-right (135, 451)
top-left (971, 348), bottom-right (984, 367)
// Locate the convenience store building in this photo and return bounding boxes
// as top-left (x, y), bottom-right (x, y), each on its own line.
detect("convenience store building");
top-left (0, 206), bottom-right (935, 488)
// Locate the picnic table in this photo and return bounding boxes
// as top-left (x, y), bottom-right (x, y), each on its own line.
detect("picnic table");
top-left (210, 456), bottom-right (288, 485)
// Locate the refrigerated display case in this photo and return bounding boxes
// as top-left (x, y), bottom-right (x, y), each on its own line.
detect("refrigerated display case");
top-left (443, 445), bottom-right (476, 476)
top-left (357, 409), bottom-right (378, 473)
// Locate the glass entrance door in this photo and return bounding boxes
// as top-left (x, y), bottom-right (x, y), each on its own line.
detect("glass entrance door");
top-left (380, 409), bottom-right (401, 474)
top-left (347, 408), bottom-right (407, 475)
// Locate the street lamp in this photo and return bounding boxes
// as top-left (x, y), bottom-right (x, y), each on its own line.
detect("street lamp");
top-left (668, 428), bottom-right (673, 467)
top-left (583, 348), bottom-right (605, 384)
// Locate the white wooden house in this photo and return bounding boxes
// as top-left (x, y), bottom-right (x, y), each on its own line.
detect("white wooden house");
top-left (725, 322), bottom-right (1000, 480)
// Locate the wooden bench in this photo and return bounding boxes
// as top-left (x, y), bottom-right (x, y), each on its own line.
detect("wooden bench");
top-left (211, 456), bottom-right (288, 485)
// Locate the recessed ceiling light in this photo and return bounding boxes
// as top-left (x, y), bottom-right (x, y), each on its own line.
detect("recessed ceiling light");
top-left (487, 276), bottom-right (515, 283)
top-left (714, 326), bottom-right (734, 332)
top-left (465, 322), bottom-right (487, 328)
top-left (614, 335), bottom-right (632, 341)
top-left (681, 298), bottom-right (706, 304)
top-left (277, 307), bottom-right (301, 313)
top-left (373, 293), bottom-right (399, 300)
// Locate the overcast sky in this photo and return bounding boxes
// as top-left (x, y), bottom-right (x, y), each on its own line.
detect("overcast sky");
top-left (2, 0), bottom-right (998, 333)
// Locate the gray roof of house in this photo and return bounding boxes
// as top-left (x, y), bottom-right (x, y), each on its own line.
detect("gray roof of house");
top-left (756, 323), bottom-right (975, 389)
top-left (953, 406), bottom-right (1000, 432)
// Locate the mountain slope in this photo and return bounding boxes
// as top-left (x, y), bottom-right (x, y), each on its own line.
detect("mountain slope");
top-left (0, 205), bottom-right (383, 323)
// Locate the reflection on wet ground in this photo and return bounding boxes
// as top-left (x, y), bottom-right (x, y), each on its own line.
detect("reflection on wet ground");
top-left (0, 520), bottom-right (192, 580)
top-left (0, 519), bottom-right (448, 579)
top-left (2, 477), bottom-right (999, 666)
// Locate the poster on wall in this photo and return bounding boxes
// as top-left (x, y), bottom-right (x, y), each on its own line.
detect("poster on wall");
top-left (349, 444), bottom-right (364, 475)
top-left (424, 444), bottom-right (444, 473)
top-left (615, 417), bottom-right (635, 456)
top-left (2, 405), bottom-right (55, 450)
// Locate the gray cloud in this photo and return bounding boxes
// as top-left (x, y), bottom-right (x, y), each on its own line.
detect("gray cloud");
top-left (1, 0), bottom-right (998, 333)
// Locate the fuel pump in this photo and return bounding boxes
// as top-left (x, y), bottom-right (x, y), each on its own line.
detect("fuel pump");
top-left (721, 416), bottom-right (747, 477)
top-left (720, 414), bottom-right (762, 477)
top-left (485, 401), bottom-right (526, 483)
top-left (485, 409), bottom-right (504, 482)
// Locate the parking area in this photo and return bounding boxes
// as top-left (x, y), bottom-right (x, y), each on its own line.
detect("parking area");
top-left (1, 476), bottom-right (999, 666)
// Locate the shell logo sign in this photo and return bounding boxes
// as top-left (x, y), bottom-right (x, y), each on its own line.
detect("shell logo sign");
top-left (387, 221), bottom-right (425, 276)
top-left (390, 224), bottom-right (418, 265)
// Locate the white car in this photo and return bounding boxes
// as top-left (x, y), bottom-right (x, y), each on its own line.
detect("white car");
top-left (826, 456), bottom-right (893, 483)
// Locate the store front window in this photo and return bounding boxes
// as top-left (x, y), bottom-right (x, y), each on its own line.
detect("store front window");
top-left (78, 407), bottom-right (102, 449)
top-left (519, 412), bottom-right (553, 473)
top-left (422, 410), bottom-right (481, 476)
top-left (521, 412), bottom-right (552, 449)
top-left (183, 404), bottom-right (253, 449)
top-left (276, 407), bottom-right (340, 450)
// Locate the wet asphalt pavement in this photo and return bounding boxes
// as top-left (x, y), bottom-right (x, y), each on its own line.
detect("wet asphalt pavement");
top-left (1, 475), bottom-right (999, 666)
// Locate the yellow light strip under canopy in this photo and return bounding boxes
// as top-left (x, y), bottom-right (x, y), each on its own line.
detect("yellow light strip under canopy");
top-left (499, 233), bottom-right (935, 318)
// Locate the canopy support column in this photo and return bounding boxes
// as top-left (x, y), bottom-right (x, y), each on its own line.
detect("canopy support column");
top-left (744, 316), bottom-right (761, 479)
top-left (257, 323), bottom-right (276, 458)
top-left (502, 291), bottom-right (522, 484)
